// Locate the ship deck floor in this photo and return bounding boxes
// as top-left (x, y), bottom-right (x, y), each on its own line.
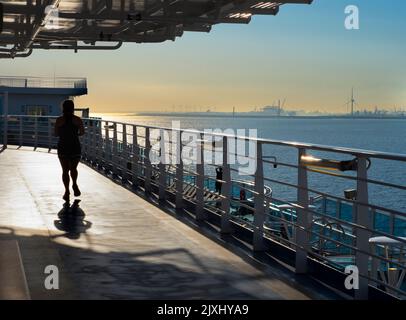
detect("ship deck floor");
top-left (0, 147), bottom-right (337, 299)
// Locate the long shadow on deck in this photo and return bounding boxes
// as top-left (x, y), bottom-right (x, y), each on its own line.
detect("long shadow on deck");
top-left (0, 225), bottom-right (287, 300)
top-left (0, 147), bottom-right (341, 300)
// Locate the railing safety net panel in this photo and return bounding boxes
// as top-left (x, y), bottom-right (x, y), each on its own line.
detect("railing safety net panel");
top-left (2, 115), bottom-right (405, 299)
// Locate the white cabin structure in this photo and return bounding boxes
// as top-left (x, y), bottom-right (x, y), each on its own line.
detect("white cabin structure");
top-left (0, 76), bottom-right (87, 117)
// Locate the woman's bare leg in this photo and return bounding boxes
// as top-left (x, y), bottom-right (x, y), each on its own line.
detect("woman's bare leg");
top-left (69, 158), bottom-right (81, 196)
top-left (59, 158), bottom-right (71, 201)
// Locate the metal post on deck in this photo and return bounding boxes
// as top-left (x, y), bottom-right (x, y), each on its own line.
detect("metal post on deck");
top-left (95, 120), bottom-right (102, 168)
top-left (112, 122), bottom-right (119, 178)
top-left (91, 120), bottom-right (97, 165)
top-left (84, 119), bottom-right (91, 161)
top-left (80, 119), bottom-right (86, 158)
top-left (221, 135), bottom-right (232, 234)
top-left (196, 132), bottom-right (205, 221)
top-left (48, 117), bottom-right (52, 151)
top-left (175, 130), bottom-right (183, 210)
top-left (158, 129), bottom-right (166, 201)
top-left (132, 125), bottom-right (139, 189)
top-left (295, 148), bottom-right (311, 274)
top-left (2, 91), bottom-right (8, 149)
top-left (355, 156), bottom-right (372, 300)
top-left (19, 116), bottom-right (23, 147)
top-left (122, 124), bottom-right (128, 182)
top-left (104, 121), bottom-right (109, 171)
top-left (34, 116), bottom-right (38, 149)
top-left (145, 127), bottom-right (152, 194)
top-left (253, 141), bottom-right (266, 251)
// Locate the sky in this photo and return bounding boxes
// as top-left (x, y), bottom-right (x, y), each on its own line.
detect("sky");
top-left (1, 0), bottom-right (406, 113)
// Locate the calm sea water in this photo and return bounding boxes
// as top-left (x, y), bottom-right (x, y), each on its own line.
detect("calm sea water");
top-left (93, 113), bottom-right (406, 215)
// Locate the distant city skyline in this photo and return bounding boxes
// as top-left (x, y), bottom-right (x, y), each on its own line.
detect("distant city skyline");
top-left (1, 0), bottom-right (405, 113)
top-left (128, 104), bottom-right (406, 116)
top-left (119, 102), bottom-right (406, 115)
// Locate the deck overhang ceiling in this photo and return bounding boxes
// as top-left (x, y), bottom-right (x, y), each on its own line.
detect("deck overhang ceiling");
top-left (0, 0), bottom-right (312, 58)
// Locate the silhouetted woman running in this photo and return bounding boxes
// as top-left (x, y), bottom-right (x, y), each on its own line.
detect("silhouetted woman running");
top-left (54, 100), bottom-right (85, 202)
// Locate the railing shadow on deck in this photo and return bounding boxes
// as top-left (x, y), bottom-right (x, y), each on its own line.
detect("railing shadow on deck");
top-left (0, 226), bottom-right (305, 300)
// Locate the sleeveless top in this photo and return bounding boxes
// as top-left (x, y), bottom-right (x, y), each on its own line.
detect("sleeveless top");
top-left (57, 115), bottom-right (81, 156)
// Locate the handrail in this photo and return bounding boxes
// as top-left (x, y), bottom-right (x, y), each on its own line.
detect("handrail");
top-left (2, 114), bottom-right (405, 161)
top-left (87, 119), bottom-right (406, 161)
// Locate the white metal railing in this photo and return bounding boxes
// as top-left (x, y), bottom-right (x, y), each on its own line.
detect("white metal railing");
top-left (0, 114), bottom-right (405, 300)
top-left (0, 76), bottom-right (87, 89)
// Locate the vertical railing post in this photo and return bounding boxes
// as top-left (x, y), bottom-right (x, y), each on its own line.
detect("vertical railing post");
top-left (19, 116), bottom-right (23, 147)
top-left (355, 156), bottom-right (371, 299)
top-left (80, 119), bottom-right (86, 158)
top-left (104, 121), bottom-right (109, 171)
top-left (2, 92), bottom-right (8, 149)
top-left (91, 121), bottom-right (96, 165)
top-left (370, 244), bottom-right (379, 292)
top-left (196, 132), bottom-right (205, 221)
top-left (95, 120), bottom-right (102, 167)
top-left (48, 117), bottom-right (52, 151)
top-left (132, 125), bottom-right (139, 189)
top-left (112, 122), bottom-right (118, 178)
top-left (253, 141), bottom-right (266, 251)
top-left (98, 120), bottom-right (103, 165)
top-left (221, 136), bottom-right (232, 234)
top-left (122, 124), bottom-right (128, 183)
top-left (295, 148), bottom-right (311, 274)
top-left (322, 196), bottom-right (327, 225)
top-left (84, 119), bottom-right (91, 161)
top-left (145, 127), bottom-right (152, 194)
top-left (158, 129), bottom-right (166, 201)
top-left (175, 130), bottom-right (184, 210)
top-left (34, 116), bottom-right (38, 149)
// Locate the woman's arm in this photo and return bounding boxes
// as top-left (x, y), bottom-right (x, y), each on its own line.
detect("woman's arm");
top-left (54, 118), bottom-right (61, 137)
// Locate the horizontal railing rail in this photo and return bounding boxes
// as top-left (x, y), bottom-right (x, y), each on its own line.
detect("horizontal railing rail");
top-left (0, 114), bottom-right (405, 300)
top-left (0, 76), bottom-right (87, 89)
